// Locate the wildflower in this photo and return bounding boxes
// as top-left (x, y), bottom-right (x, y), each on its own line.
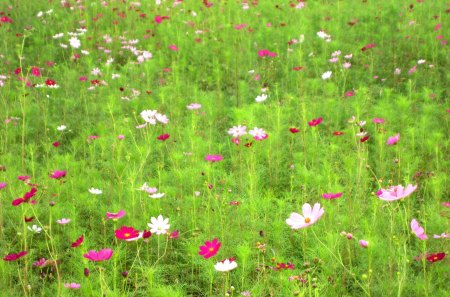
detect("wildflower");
top-left (317, 31), bottom-right (330, 39)
top-left (417, 59), bottom-right (426, 65)
top-left (71, 235), bottom-right (84, 248)
top-left (115, 226), bottom-right (140, 241)
top-left (0, 182), bottom-right (6, 190)
top-left (308, 117), bottom-right (322, 127)
top-left (27, 224), bottom-right (42, 233)
top-left (12, 188), bottom-right (37, 206)
top-left (168, 44), bottom-right (178, 51)
top-left (24, 216), bottom-right (33, 222)
top-left (31, 67), bottom-right (41, 77)
top-left (361, 43), bottom-right (376, 51)
top-left (199, 238), bottom-right (221, 259)
top-left (187, 103), bottom-right (202, 110)
top-left (289, 128), bottom-right (300, 134)
top-left (3, 251), bottom-right (27, 261)
top-left (149, 192), bottom-right (165, 199)
top-left (248, 127), bottom-right (268, 141)
top-left (205, 155), bottom-right (223, 162)
top-left (33, 258), bottom-right (47, 267)
top-left (157, 134), bottom-right (170, 141)
top-left (56, 218), bottom-right (71, 225)
top-left (333, 131), bottom-right (344, 136)
top-left (83, 249), bottom-right (113, 262)
top-left (50, 170), bottom-right (66, 179)
top-left (148, 215), bottom-right (170, 235)
top-left (88, 188), bottom-right (102, 195)
top-left (117, 134), bottom-right (125, 140)
top-left (372, 118), bottom-right (385, 124)
top-left (286, 203), bottom-right (324, 229)
top-left (408, 65), bottom-right (417, 75)
top-left (214, 258), bottom-right (238, 272)
top-left (386, 133), bottom-right (400, 145)
top-left (169, 230), bottom-right (179, 239)
top-left (433, 233), bottom-right (450, 239)
top-left (228, 125), bottom-right (247, 137)
top-left (343, 62), bottom-right (351, 69)
top-left (411, 219), bottom-right (428, 240)
top-left (57, 125), bottom-right (66, 131)
top-left (427, 252), bottom-right (445, 263)
top-left (106, 210), bottom-right (125, 220)
top-left (255, 94), bottom-right (268, 103)
top-left (377, 184), bottom-right (417, 201)
top-left (322, 192), bottom-right (343, 199)
top-left (321, 71), bottom-right (332, 80)
top-left (359, 240), bottom-right (369, 248)
top-left (64, 283), bottom-right (80, 289)
top-left (69, 37), bottom-right (81, 48)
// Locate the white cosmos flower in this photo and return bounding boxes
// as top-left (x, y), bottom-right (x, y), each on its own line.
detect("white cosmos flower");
top-left (214, 259), bottom-right (238, 272)
top-left (88, 188), bottom-right (103, 195)
top-left (149, 193), bottom-right (165, 199)
top-left (322, 71), bottom-right (332, 80)
top-left (148, 215), bottom-right (170, 235)
top-left (69, 37), bottom-right (81, 49)
top-left (28, 224), bottom-right (42, 234)
top-left (255, 94), bottom-right (268, 103)
top-left (228, 125), bottom-right (247, 137)
top-left (57, 125), bottom-right (66, 131)
top-left (286, 203), bottom-right (324, 229)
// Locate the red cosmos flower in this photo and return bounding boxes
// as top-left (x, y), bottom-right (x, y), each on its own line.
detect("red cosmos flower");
top-left (12, 188), bottom-right (37, 206)
top-left (289, 128), bottom-right (300, 133)
top-left (169, 230), bottom-right (179, 239)
top-left (18, 175), bottom-right (30, 181)
top-left (0, 16), bottom-right (13, 23)
top-left (115, 226), bottom-right (140, 241)
top-left (31, 67), bottom-right (41, 77)
top-left (292, 66), bottom-right (304, 71)
top-left (143, 230), bottom-right (152, 239)
top-left (3, 251), bottom-right (27, 261)
top-left (50, 170), bottom-right (66, 179)
top-left (157, 134), bottom-right (170, 141)
top-left (361, 43), bottom-right (376, 51)
top-left (52, 142), bottom-right (60, 147)
top-left (14, 68), bottom-right (22, 75)
top-left (71, 235), bottom-right (84, 248)
top-left (308, 117), bottom-right (322, 127)
top-left (427, 252), bottom-right (445, 263)
top-left (91, 80), bottom-right (99, 85)
top-left (199, 238), bottom-right (221, 259)
top-left (45, 79), bottom-right (56, 86)
top-left (360, 135), bottom-right (370, 143)
top-left (345, 91), bottom-right (355, 97)
top-left (24, 216), bottom-right (34, 222)
top-left (333, 131), bottom-right (344, 136)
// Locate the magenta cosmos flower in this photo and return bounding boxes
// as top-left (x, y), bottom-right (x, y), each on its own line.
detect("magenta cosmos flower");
top-left (64, 283), bottom-right (80, 289)
top-left (322, 192), bottom-right (343, 199)
top-left (71, 235), bottom-right (84, 248)
top-left (106, 210), bottom-right (125, 220)
top-left (377, 184), bottom-right (417, 201)
top-left (83, 249), bottom-right (113, 262)
top-left (411, 219), bottom-right (428, 240)
top-left (286, 203), bottom-right (324, 229)
top-left (359, 240), bottom-right (369, 248)
top-left (199, 238), bottom-right (221, 259)
top-left (386, 133), bottom-right (400, 145)
top-left (3, 251), bottom-right (27, 261)
top-left (115, 226), bottom-right (140, 241)
top-left (50, 170), bottom-right (67, 179)
top-left (308, 117), bottom-right (323, 127)
top-left (205, 155), bottom-right (223, 162)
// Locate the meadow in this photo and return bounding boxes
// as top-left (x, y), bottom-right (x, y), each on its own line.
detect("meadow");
top-left (0, 0), bottom-right (449, 296)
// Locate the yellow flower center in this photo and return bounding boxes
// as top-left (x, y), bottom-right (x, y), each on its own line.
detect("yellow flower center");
top-left (124, 233), bottom-right (130, 238)
top-left (209, 247), bottom-right (215, 252)
top-left (305, 217), bottom-right (311, 223)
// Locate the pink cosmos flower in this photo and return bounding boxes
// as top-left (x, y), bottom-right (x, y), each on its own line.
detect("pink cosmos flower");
top-left (359, 240), bottom-right (369, 248)
top-left (31, 67), bottom-right (41, 77)
top-left (258, 49), bottom-right (277, 57)
top-left (386, 133), bottom-right (400, 145)
top-left (205, 155), bottom-right (223, 162)
top-left (154, 15), bottom-right (169, 24)
top-left (286, 203), bottom-right (324, 229)
top-left (411, 219), bottom-right (428, 240)
top-left (118, 134), bottom-right (125, 140)
top-left (83, 249), bottom-right (113, 262)
top-left (289, 128), bottom-right (300, 134)
top-left (372, 118), bottom-right (385, 124)
top-left (56, 218), bottom-right (71, 225)
top-left (433, 233), bottom-right (450, 239)
top-left (199, 238), bottom-right (221, 259)
top-left (64, 283), bottom-right (80, 289)
top-left (187, 103), bottom-right (202, 110)
top-left (33, 258), bottom-right (47, 267)
top-left (377, 184), bottom-right (417, 201)
top-left (234, 24), bottom-right (247, 30)
top-left (308, 117), bottom-right (322, 127)
top-left (168, 44), bottom-right (179, 51)
top-left (12, 188), bottom-right (37, 206)
top-left (106, 210), bottom-right (125, 220)
top-left (442, 202), bottom-right (450, 207)
top-left (115, 226), bottom-right (140, 241)
top-left (361, 43), bottom-right (376, 51)
top-left (3, 251), bottom-right (27, 261)
top-left (50, 170), bottom-right (66, 179)
top-left (169, 230), bottom-right (179, 239)
top-left (322, 192), bottom-right (343, 199)
top-left (0, 182), bottom-right (6, 190)
top-left (18, 175), bottom-right (30, 181)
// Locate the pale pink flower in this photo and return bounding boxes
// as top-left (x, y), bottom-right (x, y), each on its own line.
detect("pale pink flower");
top-left (359, 240), bottom-right (369, 248)
top-left (433, 233), bottom-right (450, 239)
top-left (64, 283), bottom-right (80, 289)
top-left (187, 103), bottom-right (201, 110)
top-left (228, 125), bottom-right (247, 137)
top-left (106, 210), bottom-right (125, 220)
top-left (377, 184), bottom-right (417, 201)
top-left (411, 219), bottom-right (428, 240)
top-left (286, 203), bottom-right (324, 229)
top-left (56, 218), bottom-right (71, 225)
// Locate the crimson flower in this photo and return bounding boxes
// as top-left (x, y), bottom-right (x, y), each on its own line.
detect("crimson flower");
top-left (12, 188), bottom-right (37, 206)
top-left (322, 192), bottom-right (343, 199)
top-left (333, 131), bottom-right (344, 136)
top-left (205, 155), bottom-right (223, 162)
top-left (427, 252), bottom-right (445, 263)
top-left (361, 43), bottom-right (376, 51)
top-left (31, 67), bottom-right (41, 77)
top-left (289, 128), bottom-right (300, 133)
top-left (83, 249), bottom-right (113, 262)
top-left (3, 251), bottom-right (27, 261)
top-left (308, 117), bottom-right (322, 127)
top-left (169, 230), bottom-right (179, 239)
top-left (157, 134), bottom-right (170, 141)
top-left (45, 79), bottom-right (56, 86)
top-left (24, 216), bottom-right (34, 222)
top-left (199, 238), bottom-right (221, 259)
top-left (360, 135), bottom-right (370, 143)
top-left (115, 226), bottom-right (140, 241)
top-left (71, 235), bottom-right (84, 248)
top-left (0, 16), bottom-right (13, 23)
top-left (292, 66), bottom-right (304, 71)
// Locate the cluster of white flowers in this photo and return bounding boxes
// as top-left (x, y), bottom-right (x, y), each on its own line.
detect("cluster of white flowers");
top-left (137, 110), bottom-right (169, 129)
top-left (317, 30), bottom-right (331, 42)
top-left (120, 38), bottom-right (152, 64)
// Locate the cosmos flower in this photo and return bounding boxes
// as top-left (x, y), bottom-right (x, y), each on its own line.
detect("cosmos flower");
top-left (308, 117), bottom-right (322, 127)
top-left (322, 192), bottom-right (343, 199)
top-left (0, 182), bottom-right (6, 190)
top-left (64, 283), bottom-right (81, 289)
top-left (50, 170), bottom-right (66, 179)
top-left (228, 125), bottom-right (247, 137)
top-left (359, 240), bottom-right (369, 248)
top-left (56, 218), bottom-right (71, 225)
top-left (71, 235), bottom-right (84, 248)
top-left (386, 133), bottom-right (400, 145)
top-left (187, 103), bottom-right (202, 110)
top-left (255, 94), bottom-right (268, 103)
top-left (205, 155), bottom-right (223, 162)
top-left (427, 252), bottom-right (445, 263)
top-left (115, 226), bottom-right (140, 241)
top-left (106, 210), bottom-right (126, 220)
top-left (157, 134), bottom-right (170, 141)
top-left (88, 188), bottom-right (103, 195)
top-left (27, 224), bottom-right (42, 233)
top-left (149, 192), bottom-right (165, 199)
top-left (433, 233), bottom-right (450, 239)
top-left (148, 215), bottom-right (170, 235)
top-left (377, 184), bottom-right (417, 201)
top-left (286, 203), bottom-right (324, 229)
top-left (83, 249), bottom-right (113, 262)
top-left (248, 127), bottom-right (268, 141)
top-left (3, 251), bottom-right (27, 261)
top-left (199, 238), bottom-right (221, 259)
top-left (321, 71), bottom-right (332, 80)
top-left (372, 118), bottom-right (385, 124)
top-left (214, 258), bottom-right (238, 272)
top-left (411, 219), bottom-right (428, 240)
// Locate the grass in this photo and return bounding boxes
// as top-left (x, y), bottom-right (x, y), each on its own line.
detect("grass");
top-left (0, 0), bottom-right (448, 296)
